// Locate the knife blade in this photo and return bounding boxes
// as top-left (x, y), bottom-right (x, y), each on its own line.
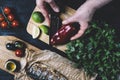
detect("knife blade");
top-left (50, 12), bottom-right (62, 45)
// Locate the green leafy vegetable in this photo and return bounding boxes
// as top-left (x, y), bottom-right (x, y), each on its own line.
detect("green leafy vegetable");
top-left (65, 21), bottom-right (120, 80)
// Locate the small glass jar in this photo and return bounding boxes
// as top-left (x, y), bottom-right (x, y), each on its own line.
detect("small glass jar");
top-left (5, 59), bottom-right (21, 72)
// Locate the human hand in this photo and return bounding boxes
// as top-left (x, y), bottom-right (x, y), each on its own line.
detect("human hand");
top-left (36, 0), bottom-right (59, 26)
top-left (62, 6), bottom-right (94, 40)
top-left (62, 0), bottom-right (112, 40)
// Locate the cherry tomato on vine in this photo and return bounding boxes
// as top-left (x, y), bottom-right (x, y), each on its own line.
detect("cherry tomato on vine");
top-left (0, 21), bottom-right (8, 29)
top-left (3, 7), bottom-right (11, 15)
top-left (11, 20), bottom-right (19, 28)
top-left (7, 14), bottom-right (14, 21)
top-left (0, 14), bottom-right (4, 22)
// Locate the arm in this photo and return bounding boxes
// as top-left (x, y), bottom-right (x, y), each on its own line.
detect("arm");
top-left (85, 0), bottom-right (112, 10)
top-left (63, 0), bottom-right (112, 40)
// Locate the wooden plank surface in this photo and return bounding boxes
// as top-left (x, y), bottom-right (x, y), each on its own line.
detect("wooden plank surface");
top-left (0, 6), bottom-right (76, 74)
top-left (0, 36), bottom-right (40, 74)
top-left (0, 36), bottom-right (96, 80)
top-left (27, 6), bottom-right (76, 52)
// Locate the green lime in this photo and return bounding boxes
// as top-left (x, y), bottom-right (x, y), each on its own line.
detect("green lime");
top-left (32, 11), bottom-right (45, 23)
top-left (39, 25), bottom-right (49, 35)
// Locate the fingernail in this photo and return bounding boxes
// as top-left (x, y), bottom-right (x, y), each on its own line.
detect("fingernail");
top-left (55, 8), bottom-right (59, 12)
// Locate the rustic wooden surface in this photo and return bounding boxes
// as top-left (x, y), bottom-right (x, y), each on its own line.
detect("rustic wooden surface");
top-left (0, 6), bottom-right (76, 74)
top-left (0, 36), bottom-right (40, 74)
top-left (27, 6), bottom-right (76, 52)
top-left (0, 36), bottom-right (95, 80)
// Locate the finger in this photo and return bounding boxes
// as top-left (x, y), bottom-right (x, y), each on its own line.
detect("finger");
top-left (70, 30), bottom-right (85, 40)
top-left (70, 22), bottom-right (88, 40)
top-left (62, 16), bottom-right (76, 25)
top-left (49, 1), bottom-right (59, 12)
top-left (36, 0), bottom-right (50, 26)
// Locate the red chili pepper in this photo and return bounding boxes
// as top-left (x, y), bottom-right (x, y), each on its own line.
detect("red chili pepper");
top-left (50, 23), bottom-right (79, 45)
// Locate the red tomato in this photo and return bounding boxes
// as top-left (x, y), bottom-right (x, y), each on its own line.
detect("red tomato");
top-left (0, 14), bottom-right (4, 22)
top-left (15, 49), bottom-right (24, 57)
top-left (11, 20), bottom-right (19, 28)
top-left (0, 21), bottom-right (8, 29)
top-left (7, 14), bottom-right (14, 21)
top-left (4, 7), bottom-right (11, 14)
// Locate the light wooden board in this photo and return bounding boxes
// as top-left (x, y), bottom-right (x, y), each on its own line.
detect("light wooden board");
top-left (27, 6), bottom-right (76, 52)
top-left (0, 36), bottom-right (40, 74)
top-left (0, 36), bottom-right (96, 80)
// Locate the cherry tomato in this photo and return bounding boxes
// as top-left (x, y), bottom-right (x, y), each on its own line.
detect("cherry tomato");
top-left (15, 49), bottom-right (24, 57)
top-left (14, 41), bottom-right (25, 49)
top-left (6, 43), bottom-right (16, 50)
top-left (3, 7), bottom-right (11, 14)
top-left (0, 14), bottom-right (4, 22)
top-left (7, 14), bottom-right (14, 21)
top-left (11, 20), bottom-right (19, 28)
top-left (0, 21), bottom-right (8, 29)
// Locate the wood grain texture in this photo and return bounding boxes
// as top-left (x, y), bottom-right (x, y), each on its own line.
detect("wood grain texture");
top-left (0, 36), bottom-right (96, 80)
top-left (27, 6), bottom-right (76, 52)
top-left (0, 6), bottom-right (76, 74)
top-left (0, 36), bottom-right (40, 74)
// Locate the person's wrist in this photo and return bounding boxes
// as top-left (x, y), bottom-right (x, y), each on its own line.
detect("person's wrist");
top-left (80, 0), bottom-right (97, 12)
top-left (85, 0), bottom-right (112, 10)
top-left (77, 2), bottom-right (96, 20)
top-left (77, 0), bottom-right (98, 14)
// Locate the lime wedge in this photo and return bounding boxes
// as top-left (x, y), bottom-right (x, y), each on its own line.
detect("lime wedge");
top-left (32, 25), bottom-right (40, 39)
top-left (39, 25), bottom-right (49, 35)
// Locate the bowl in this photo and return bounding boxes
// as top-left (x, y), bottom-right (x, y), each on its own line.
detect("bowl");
top-left (5, 60), bottom-right (17, 72)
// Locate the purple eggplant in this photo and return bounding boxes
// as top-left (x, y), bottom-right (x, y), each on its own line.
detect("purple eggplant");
top-left (50, 23), bottom-right (80, 45)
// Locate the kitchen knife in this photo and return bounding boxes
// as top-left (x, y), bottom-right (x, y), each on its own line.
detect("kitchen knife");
top-left (50, 12), bottom-right (62, 45)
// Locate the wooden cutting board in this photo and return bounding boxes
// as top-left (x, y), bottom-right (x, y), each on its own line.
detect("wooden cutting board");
top-left (0, 6), bottom-right (76, 74)
top-left (27, 6), bottom-right (76, 52)
top-left (0, 36), bottom-right (40, 74)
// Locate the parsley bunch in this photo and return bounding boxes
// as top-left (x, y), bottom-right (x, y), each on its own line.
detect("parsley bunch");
top-left (65, 21), bottom-right (120, 80)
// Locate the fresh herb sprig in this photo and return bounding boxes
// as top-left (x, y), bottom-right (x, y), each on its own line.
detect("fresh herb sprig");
top-left (65, 21), bottom-right (120, 80)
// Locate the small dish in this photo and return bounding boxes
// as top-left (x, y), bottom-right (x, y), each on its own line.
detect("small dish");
top-left (5, 60), bottom-right (17, 72)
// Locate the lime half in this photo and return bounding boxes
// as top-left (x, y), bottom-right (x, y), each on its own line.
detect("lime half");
top-left (32, 11), bottom-right (45, 23)
top-left (32, 25), bottom-right (40, 39)
top-left (39, 25), bottom-right (49, 35)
